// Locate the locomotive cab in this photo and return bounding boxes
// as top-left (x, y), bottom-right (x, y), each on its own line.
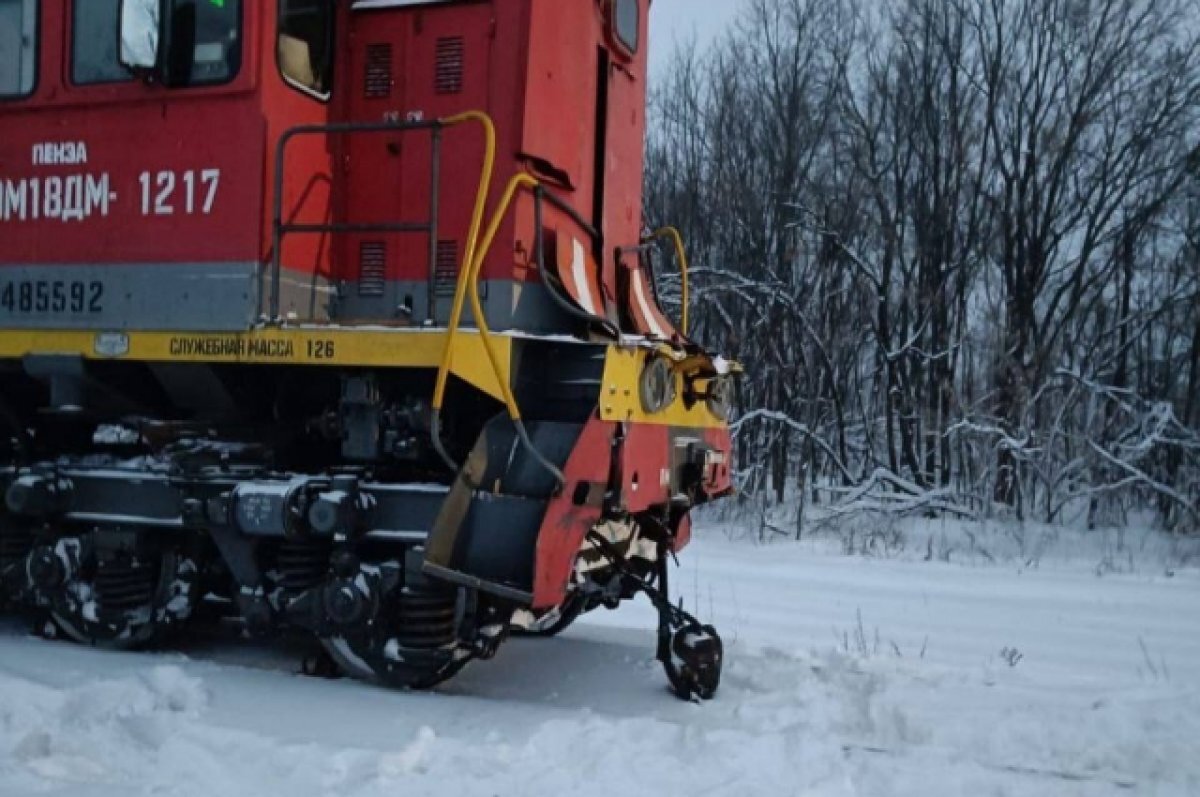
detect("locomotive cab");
top-left (0, 0), bottom-right (736, 700)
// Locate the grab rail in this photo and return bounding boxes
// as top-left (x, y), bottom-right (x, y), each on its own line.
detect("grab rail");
top-left (426, 115), bottom-right (565, 488)
top-left (429, 111), bottom-right (496, 425)
top-left (269, 119), bottom-right (448, 323)
top-left (271, 112), bottom-right (575, 487)
top-left (643, 227), bottom-right (691, 337)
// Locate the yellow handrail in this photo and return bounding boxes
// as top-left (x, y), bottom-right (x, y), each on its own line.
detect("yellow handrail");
top-left (432, 111), bottom-right (496, 414)
top-left (427, 113), bottom-right (563, 485)
top-left (428, 110), bottom-right (533, 424)
top-left (645, 227), bottom-right (691, 337)
top-left (429, 119), bottom-right (689, 428)
top-left (463, 173), bottom-right (540, 423)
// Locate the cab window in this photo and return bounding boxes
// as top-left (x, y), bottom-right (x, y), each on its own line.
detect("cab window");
top-left (73, 0), bottom-right (243, 87)
top-left (0, 0), bottom-right (37, 98)
top-left (74, 0), bottom-right (132, 84)
top-left (279, 0), bottom-right (334, 99)
top-left (613, 0), bottom-right (639, 55)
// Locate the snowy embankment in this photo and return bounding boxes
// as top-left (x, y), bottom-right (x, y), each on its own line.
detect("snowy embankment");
top-left (1, 527), bottom-right (1198, 797)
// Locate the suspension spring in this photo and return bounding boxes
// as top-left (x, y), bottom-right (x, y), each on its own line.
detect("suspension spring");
top-left (393, 586), bottom-right (458, 649)
top-left (276, 541), bottom-right (333, 594)
top-left (94, 556), bottom-right (158, 613)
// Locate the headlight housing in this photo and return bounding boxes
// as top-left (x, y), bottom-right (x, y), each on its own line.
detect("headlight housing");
top-left (639, 358), bottom-right (676, 414)
top-left (706, 376), bottom-right (734, 421)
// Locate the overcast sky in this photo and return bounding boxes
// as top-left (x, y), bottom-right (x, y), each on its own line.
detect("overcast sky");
top-left (649, 0), bottom-right (747, 77)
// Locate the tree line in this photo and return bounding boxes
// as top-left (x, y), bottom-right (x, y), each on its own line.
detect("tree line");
top-left (646, 0), bottom-right (1200, 532)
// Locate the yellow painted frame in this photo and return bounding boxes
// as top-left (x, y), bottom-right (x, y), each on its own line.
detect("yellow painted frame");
top-left (0, 327), bottom-right (512, 403)
top-left (599, 345), bottom-right (727, 429)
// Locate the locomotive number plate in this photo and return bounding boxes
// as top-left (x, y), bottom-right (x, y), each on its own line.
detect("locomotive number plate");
top-left (0, 279), bottom-right (104, 316)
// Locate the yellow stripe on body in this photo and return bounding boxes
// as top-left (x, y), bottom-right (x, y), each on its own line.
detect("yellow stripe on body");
top-left (0, 327), bottom-right (511, 403)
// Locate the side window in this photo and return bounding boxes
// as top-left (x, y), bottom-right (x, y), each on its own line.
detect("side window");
top-left (612, 0), bottom-right (639, 55)
top-left (174, 0), bottom-right (244, 86)
top-left (0, 0), bottom-right (37, 98)
top-left (279, 0), bottom-right (334, 99)
top-left (74, 0), bottom-right (134, 85)
top-left (73, 0), bottom-right (243, 88)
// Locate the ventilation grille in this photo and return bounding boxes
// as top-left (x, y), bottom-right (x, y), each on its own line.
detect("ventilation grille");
top-left (358, 241), bottom-right (387, 298)
top-left (364, 43), bottom-right (393, 99)
top-left (434, 240), bottom-right (460, 297)
top-left (435, 37), bottom-right (465, 94)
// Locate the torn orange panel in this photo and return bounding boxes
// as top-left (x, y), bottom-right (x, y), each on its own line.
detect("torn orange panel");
top-left (619, 252), bottom-right (678, 340)
top-left (553, 228), bottom-right (607, 318)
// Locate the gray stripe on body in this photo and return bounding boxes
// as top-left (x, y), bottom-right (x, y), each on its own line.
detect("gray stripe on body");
top-left (1, 264), bottom-right (575, 333)
top-left (0, 262), bottom-right (261, 331)
top-left (337, 278), bottom-right (573, 333)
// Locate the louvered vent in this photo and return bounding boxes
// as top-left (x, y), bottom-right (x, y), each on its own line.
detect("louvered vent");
top-left (358, 241), bottom-right (387, 298)
top-left (434, 240), bottom-right (460, 297)
top-left (364, 44), bottom-right (393, 99)
top-left (435, 37), bottom-right (465, 94)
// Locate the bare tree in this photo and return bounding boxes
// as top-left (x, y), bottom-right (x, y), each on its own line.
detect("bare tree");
top-left (646, 0), bottom-right (1200, 533)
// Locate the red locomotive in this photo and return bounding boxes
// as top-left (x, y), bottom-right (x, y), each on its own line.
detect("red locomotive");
top-left (0, 0), bottom-right (735, 699)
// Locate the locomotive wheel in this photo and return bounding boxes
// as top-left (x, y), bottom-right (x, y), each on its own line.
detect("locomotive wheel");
top-left (320, 633), bottom-right (468, 690)
top-left (513, 595), bottom-right (587, 638)
top-left (319, 584), bottom-right (468, 690)
top-left (46, 542), bottom-right (199, 650)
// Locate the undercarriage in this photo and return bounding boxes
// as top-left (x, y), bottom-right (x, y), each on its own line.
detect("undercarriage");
top-left (0, 346), bottom-right (727, 699)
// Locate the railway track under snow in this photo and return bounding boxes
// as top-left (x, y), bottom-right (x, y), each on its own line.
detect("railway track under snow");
top-left (1, 533), bottom-right (1197, 796)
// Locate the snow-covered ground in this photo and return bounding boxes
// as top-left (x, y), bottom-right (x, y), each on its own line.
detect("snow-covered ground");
top-left (1, 526), bottom-right (1198, 796)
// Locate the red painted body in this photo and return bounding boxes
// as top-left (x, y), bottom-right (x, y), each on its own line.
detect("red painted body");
top-left (533, 416), bottom-right (612, 606)
top-left (0, 4), bottom-right (265, 267)
top-left (532, 419), bottom-right (734, 608)
top-left (0, 1), bottom-right (650, 322)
